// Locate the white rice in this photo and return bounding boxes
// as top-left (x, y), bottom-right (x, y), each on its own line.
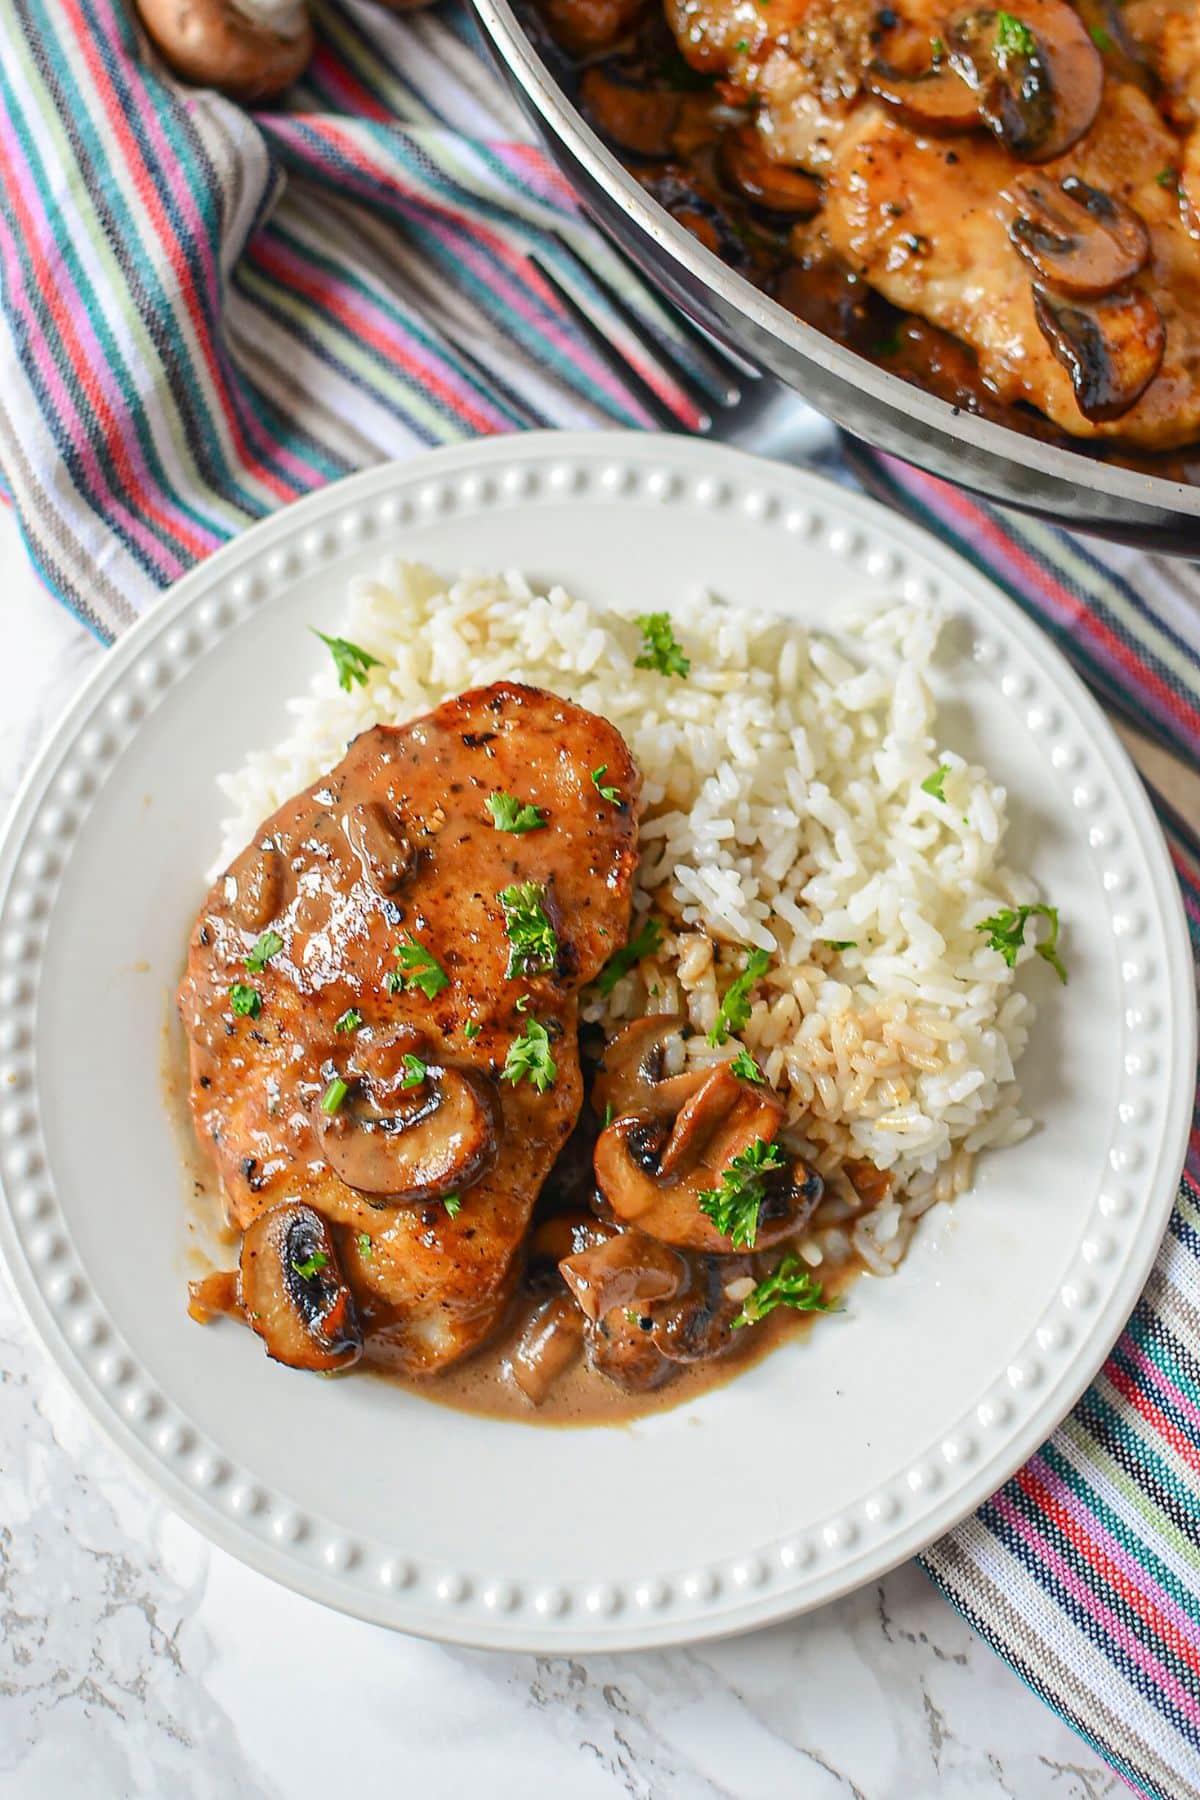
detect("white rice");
top-left (217, 560), bottom-right (1044, 1275)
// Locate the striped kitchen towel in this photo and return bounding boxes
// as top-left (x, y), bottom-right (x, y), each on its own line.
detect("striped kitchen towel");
top-left (2, 2), bottom-right (1199, 1793)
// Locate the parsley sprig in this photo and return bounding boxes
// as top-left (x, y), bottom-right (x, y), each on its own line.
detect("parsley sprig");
top-left (499, 881), bottom-right (558, 979)
top-left (245, 929), bottom-right (283, 974)
top-left (708, 946), bottom-right (771, 1046)
top-left (596, 917), bottom-right (664, 997)
top-left (995, 11), bottom-right (1036, 58)
top-left (334, 1008), bottom-right (362, 1034)
top-left (635, 612), bottom-right (690, 679)
top-left (310, 630), bottom-right (382, 693)
top-left (291, 1250), bottom-right (329, 1281)
top-left (921, 764), bottom-right (950, 802)
top-left (591, 764), bottom-right (621, 805)
top-left (442, 1194), bottom-right (462, 1220)
top-left (386, 936), bottom-right (450, 1000)
top-left (486, 791), bottom-right (547, 835)
top-left (729, 1047), bottom-right (763, 1084)
top-left (501, 1016), bottom-right (557, 1092)
top-left (229, 982), bottom-right (261, 1019)
top-left (976, 903), bottom-right (1066, 984)
top-left (732, 1253), bottom-right (838, 1328)
top-left (400, 1053), bottom-right (428, 1089)
top-left (697, 1138), bottom-right (786, 1249)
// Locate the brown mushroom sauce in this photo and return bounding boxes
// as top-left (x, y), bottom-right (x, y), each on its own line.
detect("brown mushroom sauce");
top-left (177, 1007), bottom-right (875, 1426)
top-left (521, 0), bottom-right (1200, 482)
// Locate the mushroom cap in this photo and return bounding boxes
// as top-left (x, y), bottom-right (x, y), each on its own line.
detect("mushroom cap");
top-left (948, 1), bottom-right (1104, 164)
top-left (315, 1048), bottom-right (498, 1204)
top-left (239, 1203), bottom-right (361, 1372)
top-left (1032, 286), bottom-right (1166, 422)
top-left (1008, 175), bottom-right (1151, 298)
top-left (864, 57), bottom-right (982, 135)
top-left (134, 0), bottom-right (314, 104)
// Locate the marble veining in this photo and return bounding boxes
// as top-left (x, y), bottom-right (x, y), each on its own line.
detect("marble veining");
top-left (0, 511), bottom-right (1121, 1798)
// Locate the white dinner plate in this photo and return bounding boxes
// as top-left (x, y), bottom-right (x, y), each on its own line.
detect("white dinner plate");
top-left (0, 432), bottom-right (1192, 1651)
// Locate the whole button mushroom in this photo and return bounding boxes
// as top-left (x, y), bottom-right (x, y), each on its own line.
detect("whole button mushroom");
top-left (134, 0), bottom-right (315, 103)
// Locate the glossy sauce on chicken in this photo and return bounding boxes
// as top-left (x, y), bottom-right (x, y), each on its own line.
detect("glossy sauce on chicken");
top-left (180, 682), bottom-right (640, 1377)
top-left (526, 0), bottom-right (1200, 481)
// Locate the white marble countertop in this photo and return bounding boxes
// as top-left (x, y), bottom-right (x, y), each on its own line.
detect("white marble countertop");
top-left (0, 505), bottom-right (1124, 1800)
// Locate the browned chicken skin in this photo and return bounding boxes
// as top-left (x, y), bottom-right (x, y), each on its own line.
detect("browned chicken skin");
top-left (179, 683), bottom-right (640, 1376)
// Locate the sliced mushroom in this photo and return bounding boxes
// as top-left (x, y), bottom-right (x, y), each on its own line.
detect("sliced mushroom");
top-left (316, 1034), bottom-right (497, 1202)
top-left (224, 840), bottom-right (285, 931)
top-left (559, 1229), bottom-right (687, 1322)
top-left (593, 1064), bottom-right (820, 1252)
top-left (651, 1254), bottom-right (753, 1362)
top-left (510, 1295), bottom-right (586, 1405)
top-left (642, 173), bottom-right (755, 274)
top-left (239, 1203), bottom-right (361, 1372)
top-left (588, 1305), bottom-right (676, 1392)
top-left (134, 0), bottom-right (314, 103)
top-left (591, 1014), bottom-right (706, 1123)
top-left (718, 127), bottom-right (822, 216)
top-left (948, 2), bottom-right (1104, 163)
top-left (580, 64), bottom-right (682, 158)
top-left (1032, 286), bottom-right (1166, 421)
top-left (1008, 176), bottom-right (1151, 297)
top-left (864, 58), bottom-right (982, 134)
top-left (583, 1249), bottom-right (752, 1391)
top-left (342, 801), bottom-right (411, 895)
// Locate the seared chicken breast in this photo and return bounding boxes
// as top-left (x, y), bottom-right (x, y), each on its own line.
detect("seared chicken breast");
top-left (180, 682), bottom-right (640, 1375)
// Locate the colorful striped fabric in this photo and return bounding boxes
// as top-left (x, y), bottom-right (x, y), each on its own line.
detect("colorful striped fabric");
top-left (2, 2), bottom-right (1200, 1793)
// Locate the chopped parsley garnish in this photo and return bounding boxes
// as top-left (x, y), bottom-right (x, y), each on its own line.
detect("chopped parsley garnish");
top-left (386, 936), bottom-right (450, 1000)
top-left (334, 1008), bottom-right (362, 1034)
top-left (229, 982), bottom-right (261, 1019)
top-left (401, 1053), bottom-right (428, 1089)
top-left (930, 33), bottom-right (945, 62)
top-left (310, 629), bottom-right (382, 693)
top-left (245, 929), bottom-right (283, 974)
top-left (356, 1232), bottom-right (372, 1259)
top-left (873, 330), bottom-right (903, 358)
top-left (730, 1047), bottom-right (764, 1084)
top-left (501, 1016), bottom-right (557, 1092)
top-left (321, 1076), bottom-right (349, 1116)
top-left (442, 1194), bottom-right (462, 1220)
top-left (921, 764), bottom-right (950, 802)
top-left (734, 36), bottom-right (748, 50)
top-left (499, 881), bottom-right (558, 979)
top-left (486, 790), bottom-right (547, 835)
top-left (591, 764), bottom-right (621, 805)
top-left (1157, 166), bottom-right (1181, 191)
top-left (732, 1253), bottom-right (838, 1328)
top-left (634, 611), bottom-right (690, 679)
top-left (821, 939), bottom-right (857, 952)
top-left (697, 1138), bottom-right (787, 1250)
top-left (995, 11), bottom-right (1036, 58)
top-left (596, 917), bottom-right (664, 997)
top-left (603, 1101), bottom-right (615, 1128)
top-left (291, 1250), bottom-right (329, 1281)
top-left (464, 1021), bottom-right (481, 1041)
top-left (1089, 23), bottom-right (1112, 51)
top-left (708, 946), bottom-right (771, 1046)
top-left (976, 903), bottom-right (1066, 984)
